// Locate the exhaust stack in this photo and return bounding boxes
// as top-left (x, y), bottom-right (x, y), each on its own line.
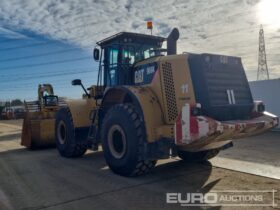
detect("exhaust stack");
top-left (167, 28), bottom-right (180, 55)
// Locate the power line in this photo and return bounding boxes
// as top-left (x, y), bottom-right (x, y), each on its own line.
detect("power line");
top-left (0, 65), bottom-right (97, 77)
top-left (0, 36), bottom-right (94, 52)
top-left (0, 38), bottom-right (31, 44)
top-left (0, 56), bottom-right (92, 71)
top-left (0, 79), bottom-right (98, 92)
top-left (0, 68), bottom-right (97, 84)
top-left (0, 47), bottom-right (84, 62)
top-left (0, 41), bottom-right (56, 51)
top-left (0, 76), bottom-right (97, 89)
top-left (1, 35), bottom-right (278, 66)
top-left (0, 36), bottom-right (79, 51)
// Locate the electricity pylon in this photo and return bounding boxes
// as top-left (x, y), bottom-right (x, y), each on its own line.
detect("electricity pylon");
top-left (257, 25), bottom-right (269, 80)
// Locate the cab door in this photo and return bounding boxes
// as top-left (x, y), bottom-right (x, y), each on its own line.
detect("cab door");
top-left (104, 46), bottom-right (119, 86)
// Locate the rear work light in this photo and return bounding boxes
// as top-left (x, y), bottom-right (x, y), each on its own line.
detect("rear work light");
top-left (191, 103), bottom-right (202, 116)
top-left (254, 101), bottom-right (265, 113)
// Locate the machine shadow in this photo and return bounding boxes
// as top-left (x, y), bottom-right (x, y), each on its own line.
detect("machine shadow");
top-left (86, 151), bottom-right (220, 206)
top-left (149, 160), bottom-right (221, 209)
top-left (0, 133), bottom-right (21, 142)
top-left (0, 148), bottom-right (221, 209)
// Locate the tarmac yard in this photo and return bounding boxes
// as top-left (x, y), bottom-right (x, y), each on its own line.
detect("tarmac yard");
top-left (0, 120), bottom-right (279, 210)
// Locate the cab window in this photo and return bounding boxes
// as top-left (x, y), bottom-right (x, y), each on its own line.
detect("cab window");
top-left (107, 47), bottom-right (119, 85)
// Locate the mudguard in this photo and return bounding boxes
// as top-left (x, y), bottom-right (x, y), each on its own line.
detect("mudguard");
top-left (65, 99), bottom-right (95, 129)
top-left (101, 86), bottom-right (165, 143)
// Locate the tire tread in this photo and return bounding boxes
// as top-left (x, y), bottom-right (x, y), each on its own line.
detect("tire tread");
top-left (56, 107), bottom-right (87, 158)
top-left (101, 104), bottom-right (156, 177)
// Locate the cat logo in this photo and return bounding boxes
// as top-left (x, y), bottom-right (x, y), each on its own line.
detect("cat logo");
top-left (220, 56), bottom-right (228, 64)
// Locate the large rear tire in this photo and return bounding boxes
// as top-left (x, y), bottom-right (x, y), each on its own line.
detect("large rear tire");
top-left (178, 149), bottom-right (219, 162)
top-left (101, 104), bottom-right (156, 177)
top-left (55, 108), bottom-right (87, 158)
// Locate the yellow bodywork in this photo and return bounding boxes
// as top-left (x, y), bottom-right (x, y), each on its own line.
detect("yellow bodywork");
top-left (65, 98), bottom-right (96, 128)
top-left (119, 54), bottom-right (278, 151)
top-left (128, 55), bottom-right (196, 142)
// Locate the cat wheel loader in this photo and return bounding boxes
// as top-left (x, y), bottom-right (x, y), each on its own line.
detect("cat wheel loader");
top-left (22, 28), bottom-right (278, 176)
top-left (21, 84), bottom-right (67, 148)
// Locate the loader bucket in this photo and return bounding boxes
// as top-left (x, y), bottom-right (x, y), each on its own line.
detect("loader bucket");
top-left (21, 101), bottom-right (56, 149)
top-left (21, 115), bottom-right (56, 149)
top-left (21, 114), bottom-right (32, 148)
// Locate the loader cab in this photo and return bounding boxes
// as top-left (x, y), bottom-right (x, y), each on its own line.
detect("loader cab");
top-left (38, 84), bottom-right (58, 108)
top-left (95, 32), bottom-right (166, 87)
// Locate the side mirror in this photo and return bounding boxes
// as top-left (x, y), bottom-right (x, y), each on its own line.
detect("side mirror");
top-left (71, 79), bottom-right (90, 98)
top-left (72, 79), bottom-right (82, 86)
top-left (93, 48), bottom-right (100, 61)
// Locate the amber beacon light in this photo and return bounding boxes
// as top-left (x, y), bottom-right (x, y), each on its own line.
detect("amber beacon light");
top-left (147, 21), bottom-right (153, 35)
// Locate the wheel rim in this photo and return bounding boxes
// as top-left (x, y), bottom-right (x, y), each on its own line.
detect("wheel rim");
top-left (57, 121), bottom-right (67, 145)
top-left (108, 125), bottom-right (127, 159)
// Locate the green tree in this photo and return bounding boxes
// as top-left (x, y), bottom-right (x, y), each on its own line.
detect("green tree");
top-left (0, 106), bottom-right (4, 114)
top-left (11, 99), bottom-right (23, 106)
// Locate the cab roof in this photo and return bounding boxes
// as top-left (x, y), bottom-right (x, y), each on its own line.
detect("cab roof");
top-left (96, 32), bottom-right (166, 47)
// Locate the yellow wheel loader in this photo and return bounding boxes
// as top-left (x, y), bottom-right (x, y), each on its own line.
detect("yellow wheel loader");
top-left (22, 28), bottom-right (278, 176)
top-left (21, 84), bottom-right (66, 149)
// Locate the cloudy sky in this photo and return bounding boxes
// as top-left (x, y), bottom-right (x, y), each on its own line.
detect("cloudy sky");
top-left (0, 0), bottom-right (280, 100)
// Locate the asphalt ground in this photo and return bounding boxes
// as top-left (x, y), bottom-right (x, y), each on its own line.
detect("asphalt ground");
top-left (0, 120), bottom-right (279, 210)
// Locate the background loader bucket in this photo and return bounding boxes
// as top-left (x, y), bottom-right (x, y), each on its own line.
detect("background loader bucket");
top-left (20, 101), bottom-right (57, 149)
top-left (20, 84), bottom-right (67, 149)
top-left (21, 115), bottom-right (32, 148)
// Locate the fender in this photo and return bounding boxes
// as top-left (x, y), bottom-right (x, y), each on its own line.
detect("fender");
top-left (64, 98), bottom-right (95, 128)
top-left (101, 86), bottom-right (165, 142)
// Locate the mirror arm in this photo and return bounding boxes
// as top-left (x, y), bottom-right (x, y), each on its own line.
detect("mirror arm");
top-left (81, 84), bottom-right (90, 98)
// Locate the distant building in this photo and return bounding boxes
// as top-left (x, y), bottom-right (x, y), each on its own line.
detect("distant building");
top-left (0, 105), bottom-right (25, 120)
top-left (249, 79), bottom-right (280, 129)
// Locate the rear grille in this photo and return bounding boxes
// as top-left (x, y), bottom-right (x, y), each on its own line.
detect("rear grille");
top-left (188, 53), bottom-right (254, 121)
top-left (205, 70), bottom-right (252, 106)
top-left (162, 62), bottom-right (178, 122)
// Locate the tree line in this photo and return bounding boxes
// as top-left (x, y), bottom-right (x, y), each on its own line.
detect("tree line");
top-left (0, 99), bottom-right (24, 113)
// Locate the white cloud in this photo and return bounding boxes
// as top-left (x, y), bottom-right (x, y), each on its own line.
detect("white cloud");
top-left (0, 0), bottom-right (279, 80)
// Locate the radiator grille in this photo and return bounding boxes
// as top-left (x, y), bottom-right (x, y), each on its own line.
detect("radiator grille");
top-left (188, 53), bottom-right (254, 121)
top-left (162, 62), bottom-right (178, 122)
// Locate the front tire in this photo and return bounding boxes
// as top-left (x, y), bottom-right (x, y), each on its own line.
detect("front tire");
top-left (55, 108), bottom-right (87, 158)
top-left (101, 104), bottom-right (156, 177)
top-left (178, 149), bottom-right (219, 162)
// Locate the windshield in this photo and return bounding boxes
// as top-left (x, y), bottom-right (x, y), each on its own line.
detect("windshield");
top-left (122, 44), bottom-right (161, 65)
top-left (103, 42), bottom-right (163, 86)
